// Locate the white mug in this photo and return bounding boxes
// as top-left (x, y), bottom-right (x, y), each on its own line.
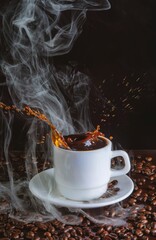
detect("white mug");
top-left (53, 137), bottom-right (131, 201)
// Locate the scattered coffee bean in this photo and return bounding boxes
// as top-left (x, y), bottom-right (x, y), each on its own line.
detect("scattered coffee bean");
top-left (145, 156), bottom-right (153, 162)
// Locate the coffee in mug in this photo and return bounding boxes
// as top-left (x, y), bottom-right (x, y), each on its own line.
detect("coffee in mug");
top-left (53, 135), bottom-right (131, 201)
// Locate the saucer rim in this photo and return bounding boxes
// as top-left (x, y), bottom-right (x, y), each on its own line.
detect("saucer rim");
top-left (29, 168), bottom-right (134, 209)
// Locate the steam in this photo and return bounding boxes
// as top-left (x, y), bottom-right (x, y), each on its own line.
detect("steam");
top-left (0, 0), bottom-right (140, 225)
top-left (0, 0), bottom-right (135, 225)
top-left (2, 1), bottom-right (83, 133)
top-left (0, 0), bottom-right (144, 225)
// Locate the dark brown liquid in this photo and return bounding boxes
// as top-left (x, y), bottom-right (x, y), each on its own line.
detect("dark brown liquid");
top-left (64, 133), bottom-right (108, 151)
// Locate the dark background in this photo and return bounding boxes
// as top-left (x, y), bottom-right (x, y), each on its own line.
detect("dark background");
top-left (0, 0), bottom-right (156, 149)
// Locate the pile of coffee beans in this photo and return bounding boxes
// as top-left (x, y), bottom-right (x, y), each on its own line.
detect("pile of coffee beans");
top-left (0, 151), bottom-right (156, 240)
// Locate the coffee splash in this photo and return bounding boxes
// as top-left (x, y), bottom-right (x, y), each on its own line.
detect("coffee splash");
top-left (0, 102), bottom-right (105, 151)
top-left (64, 126), bottom-right (106, 151)
top-left (0, 102), bottom-right (69, 149)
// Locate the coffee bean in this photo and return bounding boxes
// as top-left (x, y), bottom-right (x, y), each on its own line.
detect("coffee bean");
top-left (44, 232), bottom-right (51, 237)
top-left (144, 228), bottom-right (151, 234)
top-left (11, 233), bottom-right (20, 239)
top-left (103, 236), bottom-right (112, 240)
top-left (96, 227), bottom-right (104, 234)
top-left (48, 225), bottom-right (55, 233)
top-left (146, 205), bottom-right (152, 211)
top-left (65, 232), bottom-right (71, 238)
top-left (135, 228), bottom-right (143, 237)
top-left (26, 231), bottom-right (35, 239)
top-left (137, 222), bottom-right (145, 229)
top-left (123, 232), bottom-right (133, 238)
top-left (31, 227), bottom-right (38, 232)
top-left (145, 156), bottom-right (153, 161)
top-left (69, 228), bottom-right (76, 236)
top-left (109, 233), bottom-right (118, 239)
top-left (64, 226), bottom-right (73, 233)
top-left (148, 185), bottom-right (155, 190)
top-left (141, 219), bottom-right (148, 224)
top-left (106, 225), bottom-right (112, 232)
top-left (37, 223), bottom-right (48, 231)
top-left (76, 227), bottom-right (83, 236)
top-left (149, 175), bottom-right (155, 181)
top-left (151, 229), bottom-right (156, 236)
top-left (93, 237), bottom-right (101, 240)
top-left (110, 180), bottom-right (118, 186)
top-left (152, 199), bottom-right (156, 205)
top-left (133, 189), bottom-right (142, 198)
top-left (142, 236), bottom-right (149, 240)
top-left (139, 214), bottom-right (147, 220)
top-left (128, 197), bottom-right (136, 205)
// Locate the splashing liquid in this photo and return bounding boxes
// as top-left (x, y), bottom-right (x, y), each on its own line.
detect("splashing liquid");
top-left (0, 102), bottom-right (104, 150)
top-left (64, 125), bottom-right (105, 150)
top-left (0, 102), bottom-right (69, 149)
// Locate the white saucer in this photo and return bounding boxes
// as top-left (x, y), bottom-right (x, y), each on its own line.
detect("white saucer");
top-left (29, 168), bottom-right (134, 209)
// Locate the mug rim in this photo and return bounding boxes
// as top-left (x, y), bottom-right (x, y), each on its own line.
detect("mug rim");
top-left (53, 136), bottom-right (111, 153)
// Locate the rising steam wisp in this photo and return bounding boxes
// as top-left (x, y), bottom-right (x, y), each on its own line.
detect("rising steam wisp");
top-left (0, 0), bottom-right (133, 225)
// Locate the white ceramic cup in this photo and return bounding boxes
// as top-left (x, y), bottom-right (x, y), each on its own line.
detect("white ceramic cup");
top-left (53, 137), bottom-right (131, 201)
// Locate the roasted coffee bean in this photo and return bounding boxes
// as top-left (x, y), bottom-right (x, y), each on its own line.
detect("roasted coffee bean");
top-left (26, 231), bottom-right (35, 239)
top-left (146, 205), bottom-right (152, 211)
top-left (60, 237), bottom-right (67, 240)
top-left (144, 228), bottom-right (151, 234)
top-left (148, 185), bottom-right (155, 190)
top-left (152, 199), bottom-right (156, 205)
top-left (37, 223), bottom-right (48, 231)
top-left (151, 221), bottom-right (156, 229)
top-left (149, 175), bottom-right (155, 181)
top-left (93, 237), bottom-right (101, 240)
top-left (76, 227), bottom-right (83, 236)
top-left (25, 223), bottom-right (34, 228)
top-left (44, 232), bottom-right (52, 237)
top-left (142, 236), bottom-right (149, 240)
top-left (113, 187), bottom-right (120, 192)
top-left (71, 229), bottom-right (77, 237)
top-left (137, 222), bottom-right (145, 229)
top-left (104, 236), bottom-right (112, 240)
top-left (151, 229), bottom-right (156, 236)
top-left (139, 214), bottom-right (147, 221)
top-left (96, 227), bottom-right (104, 234)
top-left (123, 232), bottom-right (134, 238)
top-left (128, 197), bottom-right (136, 205)
top-left (106, 225), bottom-right (112, 232)
top-left (109, 180), bottom-right (118, 186)
top-left (108, 233), bottom-right (118, 239)
top-left (135, 228), bottom-right (143, 237)
top-left (64, 226), bottom-right (73, 232)
top-left (145, 156), bottom-right (153, 162)
top-left (31, 227), bottom-right (38, 232)
top-left (48, 225), bottom-right (55, 233)
top-left (65, 232), bottom-right (71, 238)
top-left (10, 232), bottom-right (20, 239)
top-left (140, 219), bottom-right (148, 224)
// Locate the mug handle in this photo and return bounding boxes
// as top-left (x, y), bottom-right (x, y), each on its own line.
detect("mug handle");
top-left (110, 150), bottom-right (131, 177)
